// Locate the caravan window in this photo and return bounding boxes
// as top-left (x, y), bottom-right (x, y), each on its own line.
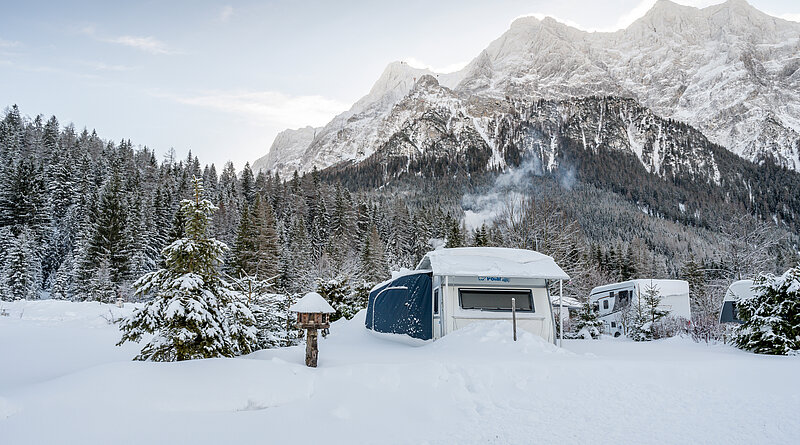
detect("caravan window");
top-left (459, 289), bottom-right (533, 312)
top-left (603, 300), bottom-right (609, 309)
top-left (617, 290), bottom-right (631, 309)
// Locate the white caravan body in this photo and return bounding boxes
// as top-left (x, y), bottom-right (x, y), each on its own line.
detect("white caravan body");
top-left (719, 279), bottom-right (755, 324)
top-left (416, 247), bottom-right (570, 344)
top-left (589, 279), bottom-right (691, 337)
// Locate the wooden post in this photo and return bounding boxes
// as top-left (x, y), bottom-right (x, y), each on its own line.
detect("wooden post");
top-left (305, 328), bottom-right (319, 367)
top-left (511, 297), bottom-right (517, 341)
top-left (559, 279), bottom-right (563, 347)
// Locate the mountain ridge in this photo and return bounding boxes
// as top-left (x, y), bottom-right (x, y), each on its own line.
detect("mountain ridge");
top-left (257, 0), bottom-right (800, 175)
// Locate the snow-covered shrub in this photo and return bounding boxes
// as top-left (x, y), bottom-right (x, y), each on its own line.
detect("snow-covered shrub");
top-left (316, 276), bottom-right (370, 321)
top-left (570, 301), bottom-right (603, 339)
top-left (734, 266), bottom-right (800, 355)
top-left (650, 316), bottom-right (688, 339)
top-left (250, 292), bottom-right (300, 348)
top-left (689, 314), bottom-right (726, 344)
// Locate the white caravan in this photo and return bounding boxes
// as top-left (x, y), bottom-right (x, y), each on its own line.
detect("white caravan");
top-left (719, 279), bottom-right (755, 324)
top-left (589, 279), bottom-right (691, 337)
top-left (417, 247), bottom-right (570, 344)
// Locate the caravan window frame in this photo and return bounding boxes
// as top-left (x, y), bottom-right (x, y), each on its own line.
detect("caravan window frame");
top-left (458, 288), bottom-right (534, 312)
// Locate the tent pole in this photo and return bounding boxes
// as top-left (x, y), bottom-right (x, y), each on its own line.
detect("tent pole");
top-left (559, 279), bottom-right (563, 347)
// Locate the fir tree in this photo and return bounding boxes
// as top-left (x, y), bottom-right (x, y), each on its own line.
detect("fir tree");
top-left (316, 276), bottom-right (362, 321)
top-left (2, 229), bottom-right (41, 300)
top-left (627, 282), bottom-right (667, 341)
top-left (572, 300), bottom-right (603, 339)
top-left (251, 194), bottom-right (280, 280)
top-left (118, 177), bottom-right (257, 361)
top-left (735, 266), bottom-right (800, 355)
top-left (240, 162), bottom-right (255, 205)
top-left (82, 171), bottom-right (131, 291)
top-left (359, 224), bottom-right (388, 283)
top-left (445, 217), bottom-right (464, 248)
top-left (231, 202), bottom-right (257, 275)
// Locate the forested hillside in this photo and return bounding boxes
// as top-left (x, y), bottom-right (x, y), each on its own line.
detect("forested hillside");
top-left (1, 104), bottom-right (797, 330)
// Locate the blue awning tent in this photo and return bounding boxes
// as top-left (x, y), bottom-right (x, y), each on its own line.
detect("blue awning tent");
top-left (365, 271), bottom-right (433, 340)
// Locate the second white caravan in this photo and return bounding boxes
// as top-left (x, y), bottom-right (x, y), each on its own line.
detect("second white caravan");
top-left (589, 279), bottom-right (691, 337)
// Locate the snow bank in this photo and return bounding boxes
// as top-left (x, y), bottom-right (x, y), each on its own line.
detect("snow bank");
top-left (2, 300), bottom-right (799, 445)
top-left (0, 397), bottom-right (17, 419)
top-left (428, 320), bottom-right (567, 357)
top-left (0, 299), bottom-right (139, 327)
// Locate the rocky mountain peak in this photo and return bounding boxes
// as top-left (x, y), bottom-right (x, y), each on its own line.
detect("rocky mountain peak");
top-left (257, 1), bottom-right (800, 176)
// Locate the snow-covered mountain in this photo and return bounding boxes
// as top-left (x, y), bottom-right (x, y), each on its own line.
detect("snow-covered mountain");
top-left (258, 0), bottom-right (800, 175)
top-left (252, 126), bottom-right (320, 175)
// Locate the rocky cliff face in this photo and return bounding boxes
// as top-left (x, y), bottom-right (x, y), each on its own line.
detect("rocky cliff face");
top-left (258, 0), bottom-right (800, 175)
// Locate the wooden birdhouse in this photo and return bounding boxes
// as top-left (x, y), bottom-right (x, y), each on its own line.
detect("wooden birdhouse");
top-left (289, 292), bottom-right (336, 368)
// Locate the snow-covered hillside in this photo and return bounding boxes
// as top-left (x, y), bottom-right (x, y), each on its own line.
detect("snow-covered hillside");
top-left (2, 300), bottom-right (799, 444)
top-left (259, 0), bottom-right (800, 175)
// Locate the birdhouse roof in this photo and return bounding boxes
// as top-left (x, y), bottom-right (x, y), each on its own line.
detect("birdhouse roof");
top-left (289, 292), bottom-right (335, 313)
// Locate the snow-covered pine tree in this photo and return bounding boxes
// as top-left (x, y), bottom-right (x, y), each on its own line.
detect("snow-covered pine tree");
top-left (445, 216), bottom-right (464, 248)
top-left (627, 282), bottom-right (667, 341)
top-left (1, 228), bottom-right (41, 300)
top-left (88, 257), bottom-right (117, 303)
top-left (227, 272), bottom-right (295, 349)
top-left (359, 224), bottom-right (388, 284)
top-left (317, 276), bottom-right (355, 321)
top-left (118, 176), bottom-right (257, 361)
top-left (231, 201), bottom-right (257, 275)
top-left (51, 250), bottom-right (75, 300)
top-left (251, 194), bottom-right (280, 280)
top-left (240, 162), bottom-right (255, 205)
top-left (734, 266), bottom-right (800, 355)
top-left (642, 282), bottom-right (668, 325)
top-left (572, 300), bottom-right (603, 339)
top-left (473, 224), bottom-right (489, 247)
top-left (81, 170), bottom-right (131, 295)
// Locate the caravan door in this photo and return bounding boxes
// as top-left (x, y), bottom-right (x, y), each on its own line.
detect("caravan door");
top-left (433, 287), bottom-right (442, 339)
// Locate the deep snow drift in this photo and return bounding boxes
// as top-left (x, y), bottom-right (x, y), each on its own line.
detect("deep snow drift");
top-left (1, 300), bottom-right (798, 444)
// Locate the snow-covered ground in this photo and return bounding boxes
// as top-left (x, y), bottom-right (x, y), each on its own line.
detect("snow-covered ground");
top-left (1, 300), bottom-right (798, 445)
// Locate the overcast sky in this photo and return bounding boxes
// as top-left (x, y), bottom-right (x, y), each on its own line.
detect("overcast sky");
top-left (1, 0), bottom-right (798, 168)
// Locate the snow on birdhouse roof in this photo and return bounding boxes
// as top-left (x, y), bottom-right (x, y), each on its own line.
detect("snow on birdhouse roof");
top-left (417, 247), bottom-right (570, 280)
top-left (289, 292), bottom-right (335, 313)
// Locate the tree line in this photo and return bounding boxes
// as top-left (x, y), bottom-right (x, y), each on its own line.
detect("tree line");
top-left (2, 104), bottom-right (797, 334)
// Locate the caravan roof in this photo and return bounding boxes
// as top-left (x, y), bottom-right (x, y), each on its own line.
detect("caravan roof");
top-left (591, 279), bottom-right (688, 297)
top-left (416, 247), bottom-right (570, 280)
top-left (724, 280), bottom-right (755, 302)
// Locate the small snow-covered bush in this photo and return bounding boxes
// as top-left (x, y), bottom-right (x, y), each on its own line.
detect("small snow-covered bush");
top-left (734, 266), bottom-right (800, 355)
top-left (570, 302), bottom-right (602, 339)
top-left (250, 292), bottom-right (300, 348)
top-left (651, 316), bottom-right (688, 339)
top-left (689, 313), bottom-right (726, 344)
top-left (316, 277), bottom-right (370, 321)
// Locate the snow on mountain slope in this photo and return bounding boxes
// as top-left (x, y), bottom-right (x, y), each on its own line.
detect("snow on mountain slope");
top-left (258, 0), bottom-right (800, 175)
top-left (252, 126), bottom-right (320, 175)
top-left (457, 0), bottom-right (800, 169)
top-left (256, 63), bottom-right (464, 174)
